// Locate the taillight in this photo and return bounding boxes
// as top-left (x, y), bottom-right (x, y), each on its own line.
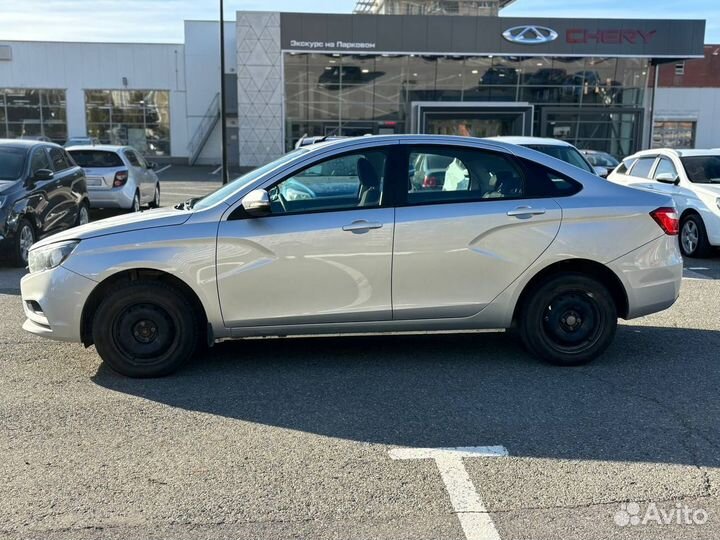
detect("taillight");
top-left (113, 170), bottom-right (129, 187)
top-left (650, 207), bottom-right (679, 235)
top-left (422, 175), bottom-right (438, 189)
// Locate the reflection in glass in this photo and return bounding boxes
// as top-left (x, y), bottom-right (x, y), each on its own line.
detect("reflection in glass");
top-left (84, 90), bottom-right (170, 156)
top-left (0, 89), bottom-right (68, 143)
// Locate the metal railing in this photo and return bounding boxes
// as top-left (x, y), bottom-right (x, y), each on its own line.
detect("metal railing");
top-left (188, 92), bottom-right (220, 165)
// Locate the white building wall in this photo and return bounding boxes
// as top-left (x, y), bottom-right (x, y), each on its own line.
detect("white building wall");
top-left (0, 40), bottom-right (189, 156)
top-left (655, 87), bottom-right (720, 148)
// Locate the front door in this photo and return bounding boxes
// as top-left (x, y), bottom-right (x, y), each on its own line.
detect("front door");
top-left (393, 144), bottom-right (563, 320)
top-left (216, 147), bottom-right (395, 328)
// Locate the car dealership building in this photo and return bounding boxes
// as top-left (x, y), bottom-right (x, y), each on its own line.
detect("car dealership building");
top-left (0, 8), bottom-right (706, 167)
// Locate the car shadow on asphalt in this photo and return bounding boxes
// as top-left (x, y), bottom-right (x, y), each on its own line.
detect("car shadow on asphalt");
top-left (92, 325), bottom-right (720, 467)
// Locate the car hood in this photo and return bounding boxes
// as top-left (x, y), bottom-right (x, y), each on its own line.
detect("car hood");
top-left (32, 207), bottom-right (192, 249)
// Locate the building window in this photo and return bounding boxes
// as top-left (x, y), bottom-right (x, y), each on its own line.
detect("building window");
top-left (0, 88), bottom-right (67, 144)
top-left (675, 62), bottom-right (685, 75)
top-left (652, 120), bottom-right (696, 149)
top-left (84, 90), bottom-right (170, 156)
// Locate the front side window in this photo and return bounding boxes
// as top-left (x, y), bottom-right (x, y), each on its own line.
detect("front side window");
top-left (653, 157), bottom-right (678, 180)
top-left (29, 147), bottom-right (51, 175)
top-left (406, 147), bottom-right (524, 204)
top-left (681, 156), bottom-right (720, 184)
top-left (48, 147), bottom-right (70, 172)
top-left (267, 149), bottom-right (387, 215)
top-left (629, 156), bottom-right (656, 179)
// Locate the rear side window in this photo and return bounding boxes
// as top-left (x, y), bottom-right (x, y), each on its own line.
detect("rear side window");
top-left (125, 150), bottom-right (141, 167)
top-left (70, 150), bottom-right (124, 168)
top-left (406, 146), bottom-right (525, 204)
top-left (629, 157), bottom-right (656, 178)
top-left (48, 147), bottom-right (70, 172)
top-left (519, 159), bottom-right (582, 197)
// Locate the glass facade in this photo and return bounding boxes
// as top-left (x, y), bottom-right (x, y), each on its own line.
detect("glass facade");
top-left (284, 53), bottom-right (650, 158)
top-left (0, 88), bottom-right (67, 144)
top-left (85, 90), bottom-right (170, 156)
top-left (652, 120), bottom-right (696, 149)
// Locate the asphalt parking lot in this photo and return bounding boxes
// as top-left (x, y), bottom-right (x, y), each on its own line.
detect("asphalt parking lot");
top-left (1, 171), bottom-right (720, 539)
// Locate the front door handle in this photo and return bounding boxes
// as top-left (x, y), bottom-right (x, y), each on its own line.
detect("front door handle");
top-left (506, 206), bottom-right (546, 218)
top-left (342, 220), bottom-right (383, 233)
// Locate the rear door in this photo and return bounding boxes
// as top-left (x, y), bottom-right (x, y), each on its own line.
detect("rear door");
top-left (392, 144), bottom-right (563, 320)
top-left (620, 155), bottom-right (658, 191)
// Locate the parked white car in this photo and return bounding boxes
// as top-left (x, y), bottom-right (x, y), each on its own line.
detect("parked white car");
top-left (607, 148), bottom-right (720, 257)
top-left (487, 137), bottom-right (608, 177)
top-left (67, 145), bottom-right (160, 212)
top-left (21, 135), bottom-right (682, 377)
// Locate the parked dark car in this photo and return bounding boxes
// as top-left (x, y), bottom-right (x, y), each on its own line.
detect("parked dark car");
top-left (0, 140), bottom-right (90, 266)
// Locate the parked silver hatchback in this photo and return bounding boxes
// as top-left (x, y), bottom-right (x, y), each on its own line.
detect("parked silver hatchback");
top-left (67, 145), bottom-right (160, 212)
top-left (21, 135), bottom-right (683, 377)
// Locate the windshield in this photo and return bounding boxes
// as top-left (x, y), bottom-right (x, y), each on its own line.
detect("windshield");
top-left (585, 153), bottom-right (619, 168)
top-left (69, 150), bottom-right (123, 168)
top-left (0, 147), bottom-right (27, 180)
top-left (192, 148), bottom-right (308, 210)
top-left (680, 155), bottom-right (720, 183)
top-left (523, 144), bottom-right (595, 174)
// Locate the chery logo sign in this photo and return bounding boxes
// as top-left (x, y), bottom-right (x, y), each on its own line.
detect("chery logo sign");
top-left (502, 25), bottom-right (559, 45)
top-left (567, 28), bottom-right (657, 44)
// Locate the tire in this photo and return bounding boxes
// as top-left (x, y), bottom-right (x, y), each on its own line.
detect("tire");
top-left (76, 201), bottom-right (90, 226)
top-left (12, 218), bottom-right (35, 267)
top-left (92, 281), bottom-right (199, 377)
top-left (519, 273), bottom-right (617, 367)
top-left (149, 184), bottom-right (160, 209)
top-left (130, 191), bottom-right (140, 213)
top-left (679, 214), bottom-right (712, 258)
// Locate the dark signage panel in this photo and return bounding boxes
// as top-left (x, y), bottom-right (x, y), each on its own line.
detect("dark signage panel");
top-left (280, 13), bottom-right (705, 58)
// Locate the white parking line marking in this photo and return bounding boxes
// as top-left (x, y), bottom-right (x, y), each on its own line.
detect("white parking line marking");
top-left (211, 165), bottom-right (223, 174)
top-left (155, 164), bottom-right (172, 174)
top-left (389, 446), bottom-right (508, 540)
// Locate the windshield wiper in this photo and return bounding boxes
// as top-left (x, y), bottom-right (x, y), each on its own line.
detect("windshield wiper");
top-left (175, 197), bottom-right (199, 210)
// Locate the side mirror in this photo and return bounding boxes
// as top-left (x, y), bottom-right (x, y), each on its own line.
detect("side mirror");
top-left (33, 168), bottom-right (54, 181)
top-left (593, 166), bottom-right (609, 178)
top-left (147, 161), bottom-right (158, 170)
top-left (656, 172), bottom-right (680, 185)
top-left (241, 189), bottom-right (271, 217)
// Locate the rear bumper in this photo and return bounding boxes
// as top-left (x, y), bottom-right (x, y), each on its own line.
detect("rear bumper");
top-left (87, 183), bottom-right (135, 209)
top-left (20, 265), bottom-right (97, 342)
top-left (608, 235), bottom-right (683, 320)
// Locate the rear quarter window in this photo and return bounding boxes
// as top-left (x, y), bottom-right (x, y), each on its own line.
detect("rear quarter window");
top-left (69, 151), bottom-right (124, 168)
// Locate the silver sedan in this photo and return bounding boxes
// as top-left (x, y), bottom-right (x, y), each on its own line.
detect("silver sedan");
top-left (21, 135), bottom-right (682, 377)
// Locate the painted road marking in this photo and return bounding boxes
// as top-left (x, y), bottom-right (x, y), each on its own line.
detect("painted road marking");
top-left (211, 165), bottom-right (223, 174)
top-left (155, 164), bottom-right (172, 174)
top-left (389, 446), bottom-right (508, 540)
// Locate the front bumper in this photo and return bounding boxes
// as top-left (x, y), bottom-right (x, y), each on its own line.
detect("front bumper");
top-left (608, 234), bottom-right (683, 320)
top-left (20, 265), bottom-right (97, 342)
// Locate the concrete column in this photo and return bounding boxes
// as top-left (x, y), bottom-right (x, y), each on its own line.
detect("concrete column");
top-left (236, 11), bottom-right (283, 168)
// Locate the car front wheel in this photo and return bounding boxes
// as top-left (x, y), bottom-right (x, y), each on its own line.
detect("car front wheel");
top-left (679, 214), bottom-right (711, 258)
top-left (519, 273), bottom-right (617, 366)
top-left (92, 281), bottom-right (199, 377)
top-left (12, 218), bottom-right (35, 267)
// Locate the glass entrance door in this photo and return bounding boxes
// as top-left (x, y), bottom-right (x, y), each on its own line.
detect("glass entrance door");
top-left (413, 103), bottom-right (533, 137)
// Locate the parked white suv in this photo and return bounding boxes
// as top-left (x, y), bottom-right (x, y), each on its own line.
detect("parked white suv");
top-left (21, 135), bottom-right (682, 377)
top-left (67, 145), bottom-right (160, 212)
top-left (607, 148), bottom-right (720, 257)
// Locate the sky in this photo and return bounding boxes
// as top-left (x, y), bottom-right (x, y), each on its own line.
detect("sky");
top-left (0, 0), bottom-right (717, 43)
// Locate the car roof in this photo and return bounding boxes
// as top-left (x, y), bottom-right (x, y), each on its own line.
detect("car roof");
top-left (628, 148), bottom-right (720, 159)
top-left (484, 136), bottom-right (576, 147)
top-left (66, 144), bottom-right (129, 152)
top-left (0, 138), bottom-right (60, 149)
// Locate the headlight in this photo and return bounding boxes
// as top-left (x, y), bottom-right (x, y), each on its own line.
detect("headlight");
top-left (28, 240), bottom-right (79, 273)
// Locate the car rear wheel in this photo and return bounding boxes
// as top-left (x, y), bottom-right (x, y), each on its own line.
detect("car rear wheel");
top-left (12, 218), bottom-right (35, 267)
top-left (92, 281), bottom-right (199, 377)
top-left (130, 191), bottom-right (140, 213)
top-left (519, 273), bottom-right (617, 366)
top-left (679, 214), bottom-right (712, 258)
top-left (149, 184), bottom-right (160, 208)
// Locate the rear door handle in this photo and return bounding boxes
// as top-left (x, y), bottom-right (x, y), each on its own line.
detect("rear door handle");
top-left (506, 206), bottom-right (546, 218)
top-left (342, 220), bottom-right (383, 233)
